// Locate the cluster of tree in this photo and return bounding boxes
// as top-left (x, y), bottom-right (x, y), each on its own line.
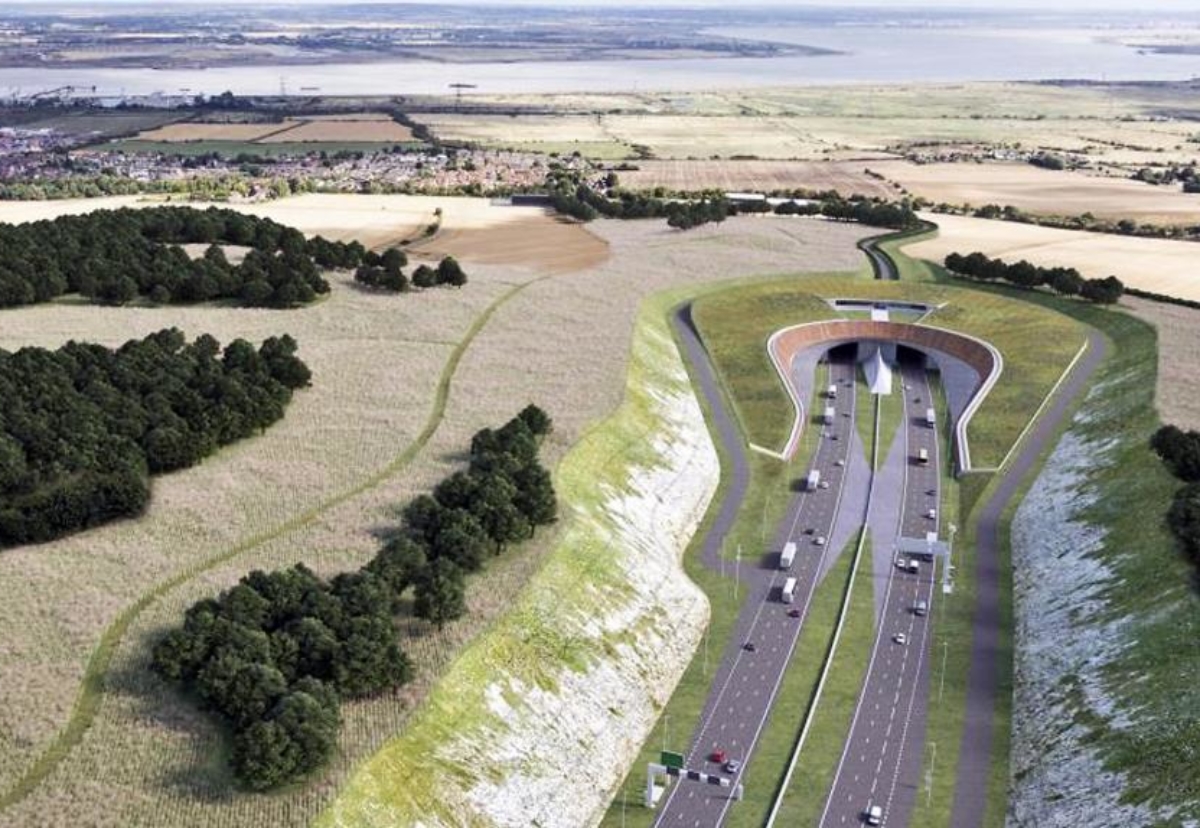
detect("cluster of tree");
top-left (1132, 164), bottom-right (1198, 189)
top-left (0, 206), bottom-right (367, 309)
top-left (152, 405), bottom-right (555, 789)
top-left (665, 198), bottom-right (731, 230)
top-left (0, 329), bottom-right (310, 548)
top-left (1151, 425), bottom-right (1200, 583)
top-left (353, 250), bottom-right (467, 293)
top-left (809, 198), bottom-right (921, 230)
top-left (401, 405), bottom-right (557, 612)
top-left (0, 175), bottom-right (254, 202)
top-left (943, 251), bottom-right (1125, 304)
top-left (1028, 153), bottom-right (1067, 171)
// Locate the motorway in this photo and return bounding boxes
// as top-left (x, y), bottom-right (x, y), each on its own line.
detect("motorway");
top-left (818, 361), bottom-right (941, 828)
top-left (652, 353), bottom-right (861, 828)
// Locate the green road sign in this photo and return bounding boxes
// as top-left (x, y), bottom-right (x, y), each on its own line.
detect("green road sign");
top-left (661, 751), bottom-right (684, 770)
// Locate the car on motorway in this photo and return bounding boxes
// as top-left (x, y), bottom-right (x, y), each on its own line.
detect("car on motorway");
top-left (866, 804), bottom-right (884, 825)
top-left (914, 600), bottom-right (928, 616)
top-left (723, 758), bottom-right (742, 774)
top-left (815, 536), bottom-right (827, 546)
top-left (819, 480), bottom-right (831, 489)
top-left (927, 508), bottom-right (938, 519)
top-left (894, 632), bottom-right (908, 645)
top-left (787, 607), bottom-right (802, 618)
top-left (743, 641), bottom-right (757, 652)
top-left (836, 459), bottom-right (846, 467)
top-left (711, 749), bottom-right (727, 764)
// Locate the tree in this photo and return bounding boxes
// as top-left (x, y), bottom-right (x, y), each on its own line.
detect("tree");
top-left (411, 264), bottom-right (438, 289)
top-left (1080, 276), bottom-right (1124, 305)
top-left (436, 256), bottom-right (468, 287)
top-left (413, 557), bottom-right (466, 629)
top-left (517, 404), bottom-right (552, 437)
top-left (428, 509), bottom-right (490, 572)
top-left (367, 536), bottom-right (428, 598)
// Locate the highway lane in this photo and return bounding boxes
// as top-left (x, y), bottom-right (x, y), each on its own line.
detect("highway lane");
top-left (653, 354), bottom-right (861, 828)
top-left (818, 361), bottom-right (940, 828)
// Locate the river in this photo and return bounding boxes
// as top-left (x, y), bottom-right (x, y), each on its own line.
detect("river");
top-left (1, 25), bottom-right (1198, 97)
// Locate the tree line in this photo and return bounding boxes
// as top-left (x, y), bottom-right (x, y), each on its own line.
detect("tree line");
top-left (942, 251), bottom-right (1125, 304)
top-left (545, 172), bottom-right (919, 232)
top-left (353, 248), bottom-right (468, 293)
top-left (152, 405), bottom-right (556, 790)
top-left (0, 205), bottom-right (368, 309)
top-left (1151, 425), bottom-right (1200, 586)
top-left (0, 329), bottom-right (311, 548)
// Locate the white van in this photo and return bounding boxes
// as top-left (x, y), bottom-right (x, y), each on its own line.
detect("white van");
top-left (914, 600), bottom-right (928, 616)
top-left (866, 804), bottom-right (883, 826)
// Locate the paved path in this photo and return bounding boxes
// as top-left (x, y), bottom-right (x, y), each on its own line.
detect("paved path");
top-left (948, 330), bottom-right (1108, 828)
top-left (661, 309), bottom-right (863, 828)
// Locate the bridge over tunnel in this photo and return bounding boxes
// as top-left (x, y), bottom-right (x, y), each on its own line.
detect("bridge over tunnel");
top-left (766, 320), bottom-right (1003, 473)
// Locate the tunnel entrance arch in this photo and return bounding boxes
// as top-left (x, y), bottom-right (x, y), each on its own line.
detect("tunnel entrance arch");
top-left (766, 320), bottom-right (1002, 473)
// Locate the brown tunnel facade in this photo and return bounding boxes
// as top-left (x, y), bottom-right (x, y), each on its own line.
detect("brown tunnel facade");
top-left (767, 319), bottom-right (1003, 472)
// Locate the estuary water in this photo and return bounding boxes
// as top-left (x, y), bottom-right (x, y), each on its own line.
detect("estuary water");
top-left (1, 26), bottom-right (1198, 98)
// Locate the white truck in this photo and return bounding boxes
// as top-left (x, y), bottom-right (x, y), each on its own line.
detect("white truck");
top-left (925, 407), bottom-right (936, 427)
top-left (918, 448), bottom-right (929, 464)
top-left (781, 576), bottom-right (798, 603)
top-left (806, 469), bottom-right (821, 491)
top-left (827, 383), bottom-right (838, 399)
top-left (823, 406), bottom-right (835, 425)
top-left (779, 541), bottom-right (796, 569)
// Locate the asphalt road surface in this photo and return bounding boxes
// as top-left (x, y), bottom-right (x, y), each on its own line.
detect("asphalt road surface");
top-left (819, 363), bottom-right (941, 828)
top-left (653, 349), bottom-right (861, 828)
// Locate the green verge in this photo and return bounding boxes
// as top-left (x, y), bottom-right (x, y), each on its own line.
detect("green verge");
top-left (0, 275), bottom-right (551, 814)
top-left (772, 529), bottom-right (876, 824)
top-left (691, 288), bottom-right (839, 453)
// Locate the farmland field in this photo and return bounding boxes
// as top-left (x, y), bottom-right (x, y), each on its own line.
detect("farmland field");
top-left (257, 117), bottom-right (414, 143)
top-left (616, 159), bottom-right (898, 197)
top-left (0, 209), bottom-right (869, 827)
top-left (903, 213), bottom-right (1200, 302)
top-left (1122, 297), bottom-right (1200, 431)
top-left (873, 160), bottom-right (1200, 225)
top-left (129, 122), bottom-right (290, 143)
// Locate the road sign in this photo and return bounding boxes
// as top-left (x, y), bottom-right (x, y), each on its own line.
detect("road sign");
top-left (661, 751), bottom-right (684, 770)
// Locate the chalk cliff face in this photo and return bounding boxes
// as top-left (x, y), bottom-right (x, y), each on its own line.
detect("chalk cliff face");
top-left (1008, 423), bottom-right (1172, 828)
top-left (463, 373), bottom-right (718, 827)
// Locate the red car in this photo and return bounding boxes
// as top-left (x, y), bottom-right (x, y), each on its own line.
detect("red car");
top-left (710, 749), bottom-right (727, 764)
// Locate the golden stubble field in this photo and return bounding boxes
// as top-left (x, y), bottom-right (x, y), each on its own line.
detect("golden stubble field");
top-left (616, 159), bottom-right (898, 197)
top-left (903, 213), bottom-right (1200, 302)
top-left (1122, 297), bottom-right (1200, 431)
top-left (0, 206), bottom-right (868, 827)
top-left (873, 160), bottom-right (1200, 225)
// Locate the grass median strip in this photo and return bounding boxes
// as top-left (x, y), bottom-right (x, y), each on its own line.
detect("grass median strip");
top-left (772, 532), bottom-right (876, 824)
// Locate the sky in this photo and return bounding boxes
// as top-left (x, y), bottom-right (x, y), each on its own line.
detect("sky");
top-left (8, 0), bottom-right (1200, 8)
